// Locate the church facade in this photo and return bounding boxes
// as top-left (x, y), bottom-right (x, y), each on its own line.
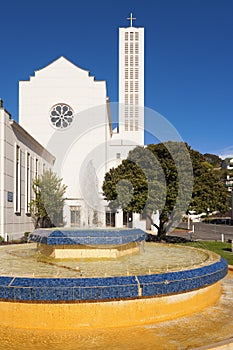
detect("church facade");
top-left (0, 17), bottom-right (147, 239)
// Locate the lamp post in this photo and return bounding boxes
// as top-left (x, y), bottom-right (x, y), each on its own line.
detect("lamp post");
top-left (206, 207), bottom-right (210, 222)
top-left (188, 210), bottom-right (196, 230)
top-left (188, 212), bottom-right (190, 230)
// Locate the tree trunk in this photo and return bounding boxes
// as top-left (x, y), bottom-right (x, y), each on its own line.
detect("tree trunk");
top-left (146, 213), bottom-right (167, 240)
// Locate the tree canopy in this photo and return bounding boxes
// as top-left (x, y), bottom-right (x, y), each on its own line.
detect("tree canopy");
top-left (102, 142), bottom-right (229, 236)
top-left (30, 169), bottom-right (67, 228)
top-left (203, 153), bottom-right (222, 168)
top-left (102, 146), bottom-right (166, 215)
top-left (189, 149), bottom-right (229, 214)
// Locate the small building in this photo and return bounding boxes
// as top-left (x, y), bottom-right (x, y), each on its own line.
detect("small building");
top-left (225, 174), bottom-right (233, 192)
top-left (222, 158), bottom-right (233, 170)
top-left (0, 101), bottom-right (55, 240)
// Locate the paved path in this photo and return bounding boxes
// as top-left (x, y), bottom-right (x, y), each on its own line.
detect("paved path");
top-left (173, 222), bottom-right (233, 242)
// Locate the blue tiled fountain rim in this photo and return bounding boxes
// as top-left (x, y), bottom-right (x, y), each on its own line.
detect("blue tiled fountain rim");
top-left (28, 229), bottom-right (147, 245)
top-left (0, 258), bottom-right (227, 302)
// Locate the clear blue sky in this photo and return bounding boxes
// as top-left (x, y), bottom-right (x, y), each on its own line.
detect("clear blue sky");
top-left (0, 0), bottom-right (232, 156)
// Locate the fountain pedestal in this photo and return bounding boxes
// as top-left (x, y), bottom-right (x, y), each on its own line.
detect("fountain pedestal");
top-left (29, 228), bottom-right (147, 259)
top-left (38, 241), bottom-right (141, 259)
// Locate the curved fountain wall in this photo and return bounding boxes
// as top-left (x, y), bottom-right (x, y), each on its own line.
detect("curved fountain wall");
top-left (0, 258), bottom-right (227, 302)
top-left (0, 256), bottom-right (227, 329)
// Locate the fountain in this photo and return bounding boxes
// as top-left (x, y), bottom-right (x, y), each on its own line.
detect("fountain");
top-left (29, 228), bottom-right (147, 259)
top-left (0, 228), bottom-right (228, 332)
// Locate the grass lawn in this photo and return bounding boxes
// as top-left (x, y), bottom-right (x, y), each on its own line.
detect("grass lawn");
top-left (181, 241), bottom-right (233, 266)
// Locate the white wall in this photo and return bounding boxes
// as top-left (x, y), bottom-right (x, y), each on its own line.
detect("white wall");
top-left (0, 107), bottom-right (54, 239)
top-left (19, 57), bottom-right (108, 150)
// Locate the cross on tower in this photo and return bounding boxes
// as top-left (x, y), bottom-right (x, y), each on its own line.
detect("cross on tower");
top-left (127, 13), bottom-right (136, 27)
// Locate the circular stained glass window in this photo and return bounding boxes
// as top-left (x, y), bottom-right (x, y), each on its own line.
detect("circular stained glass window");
top-left (49, 104), bottom-right (74, 129)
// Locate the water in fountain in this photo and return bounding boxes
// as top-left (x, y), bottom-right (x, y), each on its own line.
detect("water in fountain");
top-left (0, 242), bottom-right (212, 278)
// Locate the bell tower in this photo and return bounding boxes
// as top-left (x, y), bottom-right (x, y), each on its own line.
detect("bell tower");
top-left (118, 13), bottom-right (144, 144)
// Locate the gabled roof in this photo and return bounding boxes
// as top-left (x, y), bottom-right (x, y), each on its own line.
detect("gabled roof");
top-left (21, 56), bottom-right (106, 83)
top-left (35, 56), bottom-right (90, 75)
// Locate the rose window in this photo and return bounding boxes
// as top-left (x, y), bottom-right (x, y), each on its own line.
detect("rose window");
top-left (50, 104), bottom-right (74, 129)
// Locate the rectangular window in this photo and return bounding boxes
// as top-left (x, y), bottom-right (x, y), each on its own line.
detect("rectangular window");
top-left (135, 32), bottom-right (139, 41)
top-left (125, 120), bottom-right (129, 131)
top-left (15, 145), bottom-right (21, 213)
top-left (130, 120), bottom-right (134, 131)
top-left (130, 81), bottom-right (134, 92)
top-left (25, 152), bottom-right (31, 214)
top-left (130, 43), bottom-right (134, 54)
top-left (130, 55), bottom-right (133, 67)
top-left (106, 211), bottom-right (115, 227)
top-left (125, 32), bottom-right (128, 40)
top-left (130, 32), bottom-right (134, 40)
top-left (135, 42), bottom-right (139, 54)
top-left (116, 153), bottom-right (121, 159)
top-left (35, 158), bottom-right (39, 179)
top-left (130, 55), bottom-right (134, 66)
top-left (33, 158), bottom-right (39, 200)
top-left (70, 206), bottom-right (81, 227)
top-left (130, 69), bottom-right (134, 79)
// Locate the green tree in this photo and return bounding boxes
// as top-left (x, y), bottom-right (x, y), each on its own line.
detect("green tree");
top-left (30, 169), bottom-right (67, 228)
top-left (146, 142), bottom-right (193, 234)
top-left (103, 142), bottom-right (192, 236)
top-left (189, 149), bottom-right (229, 214)
top-left (102, 156), bottom-right (149, 213)
top-left (203, 153), bottom-right (222, 168)
top-left (102, 142), bottom-right (229, 237)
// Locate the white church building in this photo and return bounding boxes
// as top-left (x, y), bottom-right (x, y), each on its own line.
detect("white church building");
top-left (0, 15), bottom-right (147, 239)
